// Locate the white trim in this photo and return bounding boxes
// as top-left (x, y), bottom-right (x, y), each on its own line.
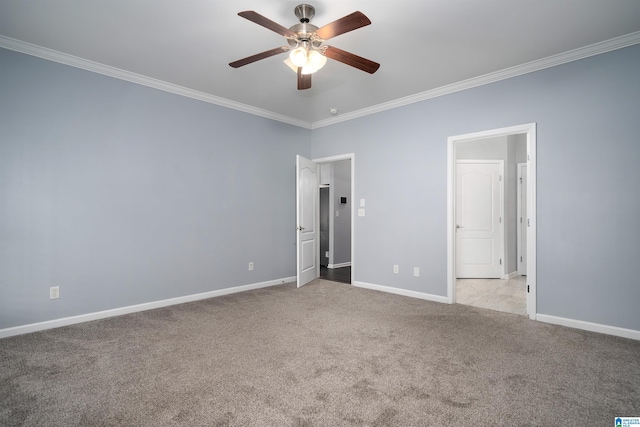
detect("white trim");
top-left (353, 281), bottom-right (449, 304)
top-left (328, 262), bottom-right (351, 269)
top-left (516, 162), bottom-right (528, 276)
top-left (503, 271), bottom-right (519, 280)
top-left (313, 153), bottom-right (355, 163)
top-left (2, 32), bottom-right (639, 130)
top-left (526, 126), bottom-right (537, 319)
top-left (0, 36), bottom-right (311, 130)
top-left (313, 153), bottom-right (355, 286)
top-left (447, 123), bottom-right (537, 321)
top-left (0, 277), bottom-right (295, 339)
top-left (537, 314), bottom-right (640, 341)
top-left (312, 32), bottom-right (640, 129)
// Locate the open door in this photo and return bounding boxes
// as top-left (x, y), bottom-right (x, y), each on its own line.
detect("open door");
top-left (296, 155), bottom-right (319, 287)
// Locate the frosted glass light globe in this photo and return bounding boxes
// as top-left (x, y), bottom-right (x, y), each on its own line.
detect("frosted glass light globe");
top-left (289, 47), bottom-right (308, 67)
top-left (301, 50), bottom-right (327, 75)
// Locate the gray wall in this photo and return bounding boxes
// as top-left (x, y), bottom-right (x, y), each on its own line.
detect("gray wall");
top-left (508, 134), bottom-right (527, 274)
top-left (330, 160), bottom-right (351, 266)
top-left (0, 48), bottom-right (310, 329)
top-left (512, 134), bottom-right (528, 165)
top-left (320, 187), bottom-right (330, 266)
top-left (456, 136), bottom-right (507, 159)
top-left (3, 43), bottom-right (640, 334)
top-left (309, 44), bottom-right (640, 331)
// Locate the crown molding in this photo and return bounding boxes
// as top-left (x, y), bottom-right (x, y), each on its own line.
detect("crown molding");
top-left (0, 36), bottom-right (312, 130)
top-left (2, 31), bottom-right (639, 131)
top-left (311, 31), bottom-right (640, 129)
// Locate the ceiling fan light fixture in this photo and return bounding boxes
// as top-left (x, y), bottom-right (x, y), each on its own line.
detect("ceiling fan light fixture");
top-left (300, 65), bottom-right (313, 75)
top-left (301, 49), bottom-right (327, 74)
top-left (231, 5), bottom-right (379, 89)
top-left (289, 47), bottom-right (308, 67)
top-left (310, 49), bottom-right (327, 67)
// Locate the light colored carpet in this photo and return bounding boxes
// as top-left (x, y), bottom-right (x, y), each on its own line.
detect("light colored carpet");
top-left (1, 279), bottom-right (639, 426)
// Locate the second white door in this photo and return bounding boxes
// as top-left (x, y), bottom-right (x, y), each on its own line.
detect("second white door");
top-left (456, 160), bottom-right (503, 278)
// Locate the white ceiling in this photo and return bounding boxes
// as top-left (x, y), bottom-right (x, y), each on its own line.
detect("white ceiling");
top-left (1, 0), bottom-right (640, 127)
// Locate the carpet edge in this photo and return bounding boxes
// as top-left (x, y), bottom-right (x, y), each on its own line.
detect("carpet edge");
top-left (0, 276), bottom-right (296, 339)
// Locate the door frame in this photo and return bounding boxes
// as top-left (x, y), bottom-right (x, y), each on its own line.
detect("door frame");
top-left (517, 162), bottom-right (527, 276)
top-left (447, 123), bottom-right (537, 320)
top-left (455, 159), bottom-right (505, 279)
top-left (312, 153), bottom-right (355, 285)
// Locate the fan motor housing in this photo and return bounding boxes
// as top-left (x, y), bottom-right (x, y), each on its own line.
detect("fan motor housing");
top-left (294, 4), bottom-right (315, 22)
top-left (288, 23), bottom-right (319, 46)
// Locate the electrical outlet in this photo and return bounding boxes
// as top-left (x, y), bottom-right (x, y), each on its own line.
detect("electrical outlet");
top-left (50, 286), bottom-right (60, 300)
top-left (248, 262), bottom-right (254, 271)
top-left (393, 265), bottom-right (399, 274)
top-left (414, 267), bottom-right (420, 277)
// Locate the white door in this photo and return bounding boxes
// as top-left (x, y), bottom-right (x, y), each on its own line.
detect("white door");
top-left (456, 160), bottom-right (503, 278)
top-left (296, 155), bottom-right (319, 287)
top-left (517, 163), bottom-right (528, 275)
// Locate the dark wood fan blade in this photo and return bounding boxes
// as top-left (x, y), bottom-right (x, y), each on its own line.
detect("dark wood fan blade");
top-left (315, 11), bottom-right (371, 40)
top-left (229, 47), bottom-right (288, 68)
top-left (323, 46), bottom-right (380, 74)
top-left (298, 68), bottom-right (312, 90)
top-left (238, 11), bottom-right (297, 38)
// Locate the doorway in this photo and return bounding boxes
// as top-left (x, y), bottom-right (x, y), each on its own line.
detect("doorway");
top-left (447, 124), bottom-right (537, 319)
top-left (318, 160), bottom-right (352, 284)
top-left (296, 153), bottom-right (355, 287)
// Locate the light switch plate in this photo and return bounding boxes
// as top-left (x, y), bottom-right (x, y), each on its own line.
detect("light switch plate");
top-left (360, 198), bottom-right (365, 207)
top-left (358, 209), bottom-right (365, 217)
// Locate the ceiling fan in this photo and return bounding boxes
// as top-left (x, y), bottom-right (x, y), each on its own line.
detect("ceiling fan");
top-left (229, 4), bottom-right (380, 90)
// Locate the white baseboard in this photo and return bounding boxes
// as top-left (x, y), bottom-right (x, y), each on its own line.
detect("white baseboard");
top-left (351, 283), bottom-right (640, 341)
top-left (0, 276), bottom-right (295, 339)
top-left (503, 271), bottom-right (519, 280)
top-left (536, 314), bottom-right (640, 341)
top-left (353, 281), bottom-right (449, 304)
top-left (328, 262), bottom-right (351, 269)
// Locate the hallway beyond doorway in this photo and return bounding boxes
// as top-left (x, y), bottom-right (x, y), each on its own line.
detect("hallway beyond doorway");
top-left (456, 277), bottom-right (526, 315)
top-left (320, 266), bottom-right (351, 284)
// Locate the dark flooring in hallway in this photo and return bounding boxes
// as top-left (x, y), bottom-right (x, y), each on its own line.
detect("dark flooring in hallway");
top-left (320, 266), bottom-right (351, 284)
